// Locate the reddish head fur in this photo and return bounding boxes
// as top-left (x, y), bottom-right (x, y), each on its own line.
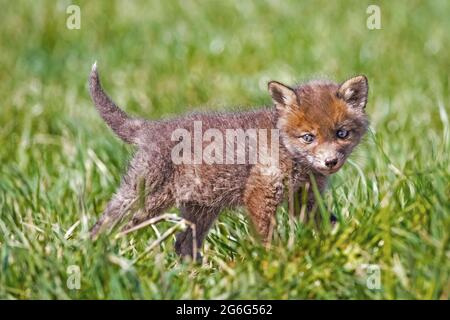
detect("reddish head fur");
top-left (270, 77), bottom-right (368, 174)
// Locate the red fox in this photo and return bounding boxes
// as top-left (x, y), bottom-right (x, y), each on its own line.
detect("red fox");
top-left (89, 63), bottom-right (369, 260)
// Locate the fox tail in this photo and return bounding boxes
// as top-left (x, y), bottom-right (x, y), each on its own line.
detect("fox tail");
top-left (89, 62), bottom-right (144, 144)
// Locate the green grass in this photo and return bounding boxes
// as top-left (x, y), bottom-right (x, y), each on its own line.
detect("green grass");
top-left (0, 0), bottom-right (449, 299)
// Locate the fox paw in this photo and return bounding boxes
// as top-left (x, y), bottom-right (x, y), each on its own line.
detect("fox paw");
top-left (330, 213), bottom-right (338, 225)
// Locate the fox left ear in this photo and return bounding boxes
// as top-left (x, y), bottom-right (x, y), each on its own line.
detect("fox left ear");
top-left (338, 75), bottom-right (368, 109)
top-left (268, 81), bottom-right (299, 110)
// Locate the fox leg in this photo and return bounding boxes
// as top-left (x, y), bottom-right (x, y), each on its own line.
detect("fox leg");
top-left (243, 172), bottom-right (284, 245)
top-left (90, 183), bottom-right (137, 238)
top-left (121, 184), bottom-right (174, 231)
top-left (174, 204), bottom-right (221, 261)
top-left (297, 174), bottom-right (336, 224)
top-left (91, 151), bottom-right (173, 238)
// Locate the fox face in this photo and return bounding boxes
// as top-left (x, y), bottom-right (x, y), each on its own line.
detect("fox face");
top-left (269, 76), bottom-right (369, 175)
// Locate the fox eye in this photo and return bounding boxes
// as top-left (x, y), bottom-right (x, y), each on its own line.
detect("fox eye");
top-left (301, 133), bottom-right (315, 143)
top-left (337, 129), bottom-right (349, 139)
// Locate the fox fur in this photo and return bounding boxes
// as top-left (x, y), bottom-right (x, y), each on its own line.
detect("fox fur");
top-left (89, 63), bottom-right (369, 260)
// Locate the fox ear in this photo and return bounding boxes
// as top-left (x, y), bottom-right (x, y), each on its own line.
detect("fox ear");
top-left (338, 75), bottom-right (368, 109)
top-left (268, 81), bottom-right (298, 109)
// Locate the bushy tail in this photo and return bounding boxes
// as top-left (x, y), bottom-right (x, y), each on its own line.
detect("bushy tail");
top-left (89, 62), bottom-right (143, 144)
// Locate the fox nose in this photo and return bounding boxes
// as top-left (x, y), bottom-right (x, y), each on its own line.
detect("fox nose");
top-left (325, 157), bottom-right (338, 168)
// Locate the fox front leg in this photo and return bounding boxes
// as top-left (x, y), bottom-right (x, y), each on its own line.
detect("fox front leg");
top-left (243, 171), bottom-right (284, 245)
top-left (297, 174), bottom-right (336, 225)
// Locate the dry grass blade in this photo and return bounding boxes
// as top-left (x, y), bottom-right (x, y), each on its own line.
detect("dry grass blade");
top-left (116, 213), bottom-right (198, 264)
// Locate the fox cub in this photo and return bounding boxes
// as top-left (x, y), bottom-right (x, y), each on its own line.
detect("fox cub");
top-left (89, 63), bottom-right (369, 260)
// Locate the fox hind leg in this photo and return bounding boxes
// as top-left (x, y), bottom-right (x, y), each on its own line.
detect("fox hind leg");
top-left (90, 183), bottom-right (137, 239)
top-left (120, 183), bottom-right (174, 231)
top-left (174, 204), bottom-right (221, 261)
top-left (90, 150), bottom-right (172, 238)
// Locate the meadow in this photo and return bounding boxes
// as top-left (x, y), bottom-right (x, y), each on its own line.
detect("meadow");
top-left (0, 0), bottom-right (448, 299)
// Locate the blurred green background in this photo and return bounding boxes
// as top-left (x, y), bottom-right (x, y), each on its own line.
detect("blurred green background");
top-left (0, 0), bottom-right (448, 299)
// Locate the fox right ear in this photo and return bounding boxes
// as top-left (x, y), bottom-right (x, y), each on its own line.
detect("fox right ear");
top-left (338, 75), bottom-right (369, 110)
top-left (268, 81), bottom-right (298, 109)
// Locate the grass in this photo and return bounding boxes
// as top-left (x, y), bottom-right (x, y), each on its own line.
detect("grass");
top-left (0, 0), bottom-right (449, 299)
